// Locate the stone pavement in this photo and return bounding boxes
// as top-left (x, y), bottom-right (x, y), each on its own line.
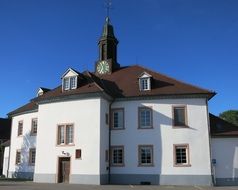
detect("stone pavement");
top-left (0, 181), bottom-right (238, 190)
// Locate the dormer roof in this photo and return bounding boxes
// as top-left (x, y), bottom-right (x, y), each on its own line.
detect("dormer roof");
top-left (61, 68), bottom-right (80, 79)
top-left (138, 72), bottom-right (152, 78)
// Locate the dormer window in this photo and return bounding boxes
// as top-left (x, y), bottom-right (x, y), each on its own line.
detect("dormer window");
top-left (62, 68), bottom-right (80, 91)
top-left (138, 72), bottom-right (152, 91)
top-left (63, 76), bottom-right (77, 91)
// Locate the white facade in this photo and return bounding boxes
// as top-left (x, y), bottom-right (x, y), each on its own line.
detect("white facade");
top-left (6, 96), bottom-right (214, 185)
top-left (2, 146), bottom-right (9, 177)
top-left (8, 112), bottom-right (37, 179)
top-left (110, 98), bottom-right (212, 185)
top-left (211, 138), bottom-right (238, 185)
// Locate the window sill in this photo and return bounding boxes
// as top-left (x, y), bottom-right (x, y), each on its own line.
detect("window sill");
top-left (30, 133), bottom-right (37, 136)
top-left (138, 164), bottom-right (154, 167)
top-left (138, 126), bottom-right (153, 130)
top-left (174, 164), bottom-right (191, 167)
top-left (56, 144), bottom-right (75, 147)
top-left (111, 127), bottom-right (125, 130)
top-left (110, 164), bottom-right (125, 167)
top-left (172, 125), bottom-right (189, 129)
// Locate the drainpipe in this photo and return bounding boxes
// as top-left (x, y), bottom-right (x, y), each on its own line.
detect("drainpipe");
top-left (108, 100), bottom-right (114, 184)
top-left (206, 99), bottom-right (215, 186)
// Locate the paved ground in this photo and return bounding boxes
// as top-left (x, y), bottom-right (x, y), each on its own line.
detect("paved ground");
top-left (0, 181), bottom-right (238, 190)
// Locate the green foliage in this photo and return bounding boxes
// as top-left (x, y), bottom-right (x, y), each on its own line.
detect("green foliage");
top-left (219, 110), bottom-right (238, 126)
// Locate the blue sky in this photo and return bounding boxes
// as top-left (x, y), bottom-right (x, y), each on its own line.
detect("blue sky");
top-left (0, 0), bottom-right (237, 117)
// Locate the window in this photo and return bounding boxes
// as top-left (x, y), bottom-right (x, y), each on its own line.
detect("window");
top-left (57, 124), bottom-right (74, 145)
top-left (112, 108), bottom-right (124, 129)
top-left (138, 72), bottom-right (152, 91)
top-left (138, 145), bottom-right (153, 166)
top-left (31, 118), bottom-right (37, 135)
top-left (75, 149), bottom-right (82, 159)
top-left (138, 107), bottom-right (153, 129)
top-left (174, 144), bottom-right (190, 167)
top-left (111, 146), bottom-right (124, 166)
top-left (17, 121), bottom-right (23, 136)
top-left (63, 78), bottom-right (70, 90)
top-left (173, 106), bottom-right (187, 127)
top-left (70, 76), bottom-right (77, 89)
top-left (140, 78), bottom-right (150, 91)
top-left (63, 76), bottom-right (77, 91)
top-left (29, 148), bottom-right (36, 165)
top-left (16, 150), bottom-right (21, 165)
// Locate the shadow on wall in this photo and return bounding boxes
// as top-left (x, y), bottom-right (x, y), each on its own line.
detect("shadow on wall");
top-left (13, 132), bottom-right (35, 180)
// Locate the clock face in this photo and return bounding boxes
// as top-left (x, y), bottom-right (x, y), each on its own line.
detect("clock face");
top-left (97, 60), bottom-right (110, 74)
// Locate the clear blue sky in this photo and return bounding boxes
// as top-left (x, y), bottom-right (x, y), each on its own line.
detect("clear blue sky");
top-left (0, 0), bottom-right (237, 117)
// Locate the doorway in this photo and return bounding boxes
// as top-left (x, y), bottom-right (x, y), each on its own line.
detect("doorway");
top-left (58, 157), bottom-right (70, 183)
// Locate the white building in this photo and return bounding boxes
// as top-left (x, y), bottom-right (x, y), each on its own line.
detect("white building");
top-left (5, 17), bottom-right (233, 186)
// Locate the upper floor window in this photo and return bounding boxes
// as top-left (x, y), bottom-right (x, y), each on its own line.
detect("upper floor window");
top-left (173, 106), bottom-right (187, 127)
top-left (62, 68), bottom-right (79, 91)
top-left (31, 118), bottom-right (37, 135)
top-left (29, 148), bottom-right (36, 165)
top-left (18, 121), bottom-right (23, 136)
top-left (138, 107), bottom-right (153, 129)
top-left (57, 124), bottom-right (74, 145)
top-left (63, 76), bottom-right (77, 91)
top-left (139, 72), bottom-right (152, 91)
top-left (112, 108), bottom-right (124, 130)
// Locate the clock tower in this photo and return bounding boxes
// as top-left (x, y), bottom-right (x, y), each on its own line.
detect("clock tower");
top-left (95, 17), bottom-right (120, 75)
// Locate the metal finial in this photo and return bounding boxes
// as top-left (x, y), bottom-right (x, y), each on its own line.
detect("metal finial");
top-left (105, 0), bottom-right (112, 18)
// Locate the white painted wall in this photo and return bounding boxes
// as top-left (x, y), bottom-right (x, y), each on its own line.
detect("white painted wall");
top-left (111, 98), bottom-right (211, 176)
top-left (211, 138), bottom-right (238, 179)
top-left (100, 98), bottom-right (110, 176)
top-left (34, 98), bottom-right (101, 182)
top-left (2, 146), bottom-right (9, 177)
top-left (8, 112), bottom-right (38, 177)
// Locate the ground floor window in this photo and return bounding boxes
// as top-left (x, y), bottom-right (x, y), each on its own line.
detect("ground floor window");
top-left (29, 148), bottom-right (36, 165)
top-left (174, 144), bottom-right (190, 166)
top-left (138, 145), bottom-right (153, 166)
top-left (111, 146), bottom-right (124, 166)
top-left (15, 150), bottom-right (21, 165)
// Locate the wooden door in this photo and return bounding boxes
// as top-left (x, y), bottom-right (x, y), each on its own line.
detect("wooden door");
top-left (58, 157), bottom-right (70, 183)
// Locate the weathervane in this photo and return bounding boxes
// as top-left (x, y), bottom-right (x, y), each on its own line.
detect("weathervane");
top-left (105, 0), bottom-right (113, 18)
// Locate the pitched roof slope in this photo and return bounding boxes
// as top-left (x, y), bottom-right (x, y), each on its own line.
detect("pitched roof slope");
top-left (8, 65), bottom-right (215, 116)
top-left (210, 113), bottom-right (238, 137)
top-left (100, 65), bottom-right (215, 98)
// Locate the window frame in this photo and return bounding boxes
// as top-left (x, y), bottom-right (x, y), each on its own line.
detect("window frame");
top-left (111, 108), bottom-right (125, 130)
top-left (138, 145), bottom-right (154, 167)
top-left (172, 105), bottom-right (188, 128)
top-left (57, 124), bottom-right (74, 146)
top-left (29, 148), bottom-right (36, 165)
top-left (63, 76), bottom-right (77, 91)
top-left (138, 107), bottom-right (153, 129)
top-left (173, 144), bottom-right (191, 167)
top-left (30, 118), bottom-right (38, 136)
top-left (139, 77), bottom-right (151, 91)
top-left (110, 146), bottom-right (124, 167)
top-left (15, 149), bottom-right (21, 165)
top-left (17, 121), bottom-right (23, 137)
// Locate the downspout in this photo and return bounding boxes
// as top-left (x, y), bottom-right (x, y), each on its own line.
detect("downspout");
top-left (108, 100), bottom-right (114, 184)
top-left (7, 117), bottom-right (12, 178)
top-left (206, 99), bottom-right (215, 186)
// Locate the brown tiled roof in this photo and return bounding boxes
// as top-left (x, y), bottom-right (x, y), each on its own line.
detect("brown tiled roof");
top-left (9, 65), bottom-right (215, 116)
top-left (0, 118), bottom-right (11, 140)
top-left (99, 65), bottom-right (215, 98)
top-left (210, 113), bottom-right (238, 137)
top-left (8, 101), bottom-right (38, 116)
